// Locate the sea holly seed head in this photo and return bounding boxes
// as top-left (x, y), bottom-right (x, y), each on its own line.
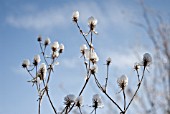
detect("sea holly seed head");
top-left (134, 62), bottom-right (140, 70)
top-left (92, 94), bottom-right (103, 108)
top-left (51, 41), bottom-right (59, 52)
top-left (106, 57), bottom-right (112, 65)
top-left (22, 59), bottom-right (30, 68)
top-left (80, 44), bottom-right (87, 55)
top-left (38, 63), bottom-right (47, 80)
top-left (91, 64), bottom-right (98, 74)
top-left (37, 35), bottom-right (42, 42)
top-left (88, 16), bottom-right (98, 30)
top-left (33, 55), bottom-right (41, 66)
top-left (75, 96), bottom-right (83, 107)
top-left (117, 74), bottom-right (128, 90)
top-left (64, 94), bottom-right (76, 106)
top-left (72, 11), bottom-right (79, 22)
top-left (143, 53), bottom-right (152, 67)
top-left (59, 44), bottom-right (64, 53)
top-left (44, 38), bottom-right (51, 46)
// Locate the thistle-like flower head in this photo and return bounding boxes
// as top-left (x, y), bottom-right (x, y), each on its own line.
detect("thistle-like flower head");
top-left (80, 44), bottom-right (87, 55)
top-left (106, 57), bottom-right (112, 65)
top-left (33, 55), bottom-right (41, 66)
top-left (117, 75), bottom-right (128, 90)
top-left (91, 64), bottom-right (98, 74)
top-left (59, 44), bottom-right (64, 53)
top-left (37, 35), bottom-right (42, 42)
top-left (52, 52), bottom-right (59, 59)
top-left (134, 62), bottom-right (140, 70)
top-left (51, 41), bottom-right (59, 52)
top-left (143, 53), bottom-right (152, 67)
top-left (38, 63), bottom-right (47, 80)
top-left (84, 49), bottom-right (99, 64)
top-left (44, 38), bottom-right (51, 46)
top-left (92, 94), bottom-right (103, 108)
top-left (72, 11), bottom-right (79, 22)
top-left (64, 94), bottom-right (76, 106)
top-left (22, 59), bottom-right (30, 68)
top-left (75, 96), bottom-right (83, 107)
top-left (88, 16), bottom-right (98, 31)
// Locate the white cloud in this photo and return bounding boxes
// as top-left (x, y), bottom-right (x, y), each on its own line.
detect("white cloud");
top-left (6, 1), bottom-right (138, 31)
top-left (6, 9), bottom-right (67, 30)
top-left (99, 48), bottom-right (148, 69)
top-left (62, 57), bottom-right (81, 69)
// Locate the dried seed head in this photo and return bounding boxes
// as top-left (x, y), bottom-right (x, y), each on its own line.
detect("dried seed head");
top-left (117, 75), bottom-right (128, 90)
top-left (22, 59), bottom-right (30, 68)
top-left (143, 53), bottom-right (152, 67)
top-left (72, 11), bottom-right (79, 22)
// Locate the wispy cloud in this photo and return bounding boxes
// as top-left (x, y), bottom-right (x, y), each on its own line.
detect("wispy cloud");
top-left (62, 57), bottom-right (81, 69)
top-left (5, 1), bottom-right (139, 31)
top-left (99, 47), bottom-right (148, 69)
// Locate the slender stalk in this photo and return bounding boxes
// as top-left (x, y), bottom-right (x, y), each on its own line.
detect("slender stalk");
top-left (45, 88), bottom-right (57, 114)
top-left (105, 65), bottom-right (109, 89)
top-left (39, 43), bottom-right (49, 66)
top-left (93, 74), bottom-right (123, 112)
top-left (125, 67), bottom-right (146, 112)
top-left (123, 90), bottom-right (126, 111)
top-left (76, 22), bottom-right (90, 47)
top-left (26, 68), bottom-right (34, 78)
top-left (79, 107), bottom-right (83, 114)
top-left (38, 98), bottom-right (41, 114)
top-left (136, 69), bottom-right (140, 82)
top-left (79, 74), bottom-right (91, 96)
top-left (90, 31), bottom-right (93, 44)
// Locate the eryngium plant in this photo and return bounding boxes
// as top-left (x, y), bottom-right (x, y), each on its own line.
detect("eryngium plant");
top-left (22, 11), bottom-right (152, 114)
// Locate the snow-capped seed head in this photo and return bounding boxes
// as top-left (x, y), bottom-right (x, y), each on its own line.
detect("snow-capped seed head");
top-left (80, 44), bottom-right (87, 55)
top-left (72, 11), bottom-right (79, 22)
top-left (84, 50), bottom-right (99, 63)
top-left (44, 38), bottom-right (51, 46)
top-left (59, 44), bottom-right (64, 53)
top-left (88, 16), bottom-right (98, 30)
top-left (90, 52), bottom-right (99, 64)
top-left (117, 75), bottom-right (128, 90)
top-left (37, 35), bottom-right (42, 42)
top-left (92, 94), bottom-right (103, 108)
top-left (75, 96), bottom-right (83, 107)
top-left (33, 55), bottom-right (41, 66)
top-left (143, 53), bottom-right (152, 67)
top-left (51, 41), bottom-right (59, 52)
top-left (91, 64), bottom-right (98, 74)
top-left (64, 94), bottom-right (76, 106)
top-left (22, 59), bottom-right (30, 68)
top-left (106, 57), bottom-right (112, 65)
top-left (52, 52), bottom-right (59, 59)
top-left (38, 63), bottom-right (47, 80)
top-left (134, 62), bottom-right (140, 70)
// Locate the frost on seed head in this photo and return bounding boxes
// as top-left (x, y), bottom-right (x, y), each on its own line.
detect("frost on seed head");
top-left (117, 75), bottom-right (128, 90)
top-left (72, 11), bottom-right (79, 22)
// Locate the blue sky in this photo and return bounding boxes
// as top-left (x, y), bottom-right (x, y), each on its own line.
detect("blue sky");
top-left (0, 0), bottom-right (170, 114)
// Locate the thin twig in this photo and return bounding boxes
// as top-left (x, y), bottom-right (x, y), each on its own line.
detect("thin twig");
top-left (123, 90), bottom-right (126, 111)
top-left (105, 65), bottom-right (109, 89)
top-left (93, 74), bottom-right (123, 112)
top-left (125, 67), bottom-right (146, 112)
top-left (79, 107), bottom-right (83, 114)
top-left (76, 22), bottom-right (90, 47)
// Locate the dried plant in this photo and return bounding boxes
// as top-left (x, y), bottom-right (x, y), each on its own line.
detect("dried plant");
top-left (22, 11), bottom-right (152, 114)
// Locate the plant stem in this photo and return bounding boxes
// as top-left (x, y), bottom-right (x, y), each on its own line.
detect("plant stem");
top-left (125, 67), bottom-right (146, 112)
